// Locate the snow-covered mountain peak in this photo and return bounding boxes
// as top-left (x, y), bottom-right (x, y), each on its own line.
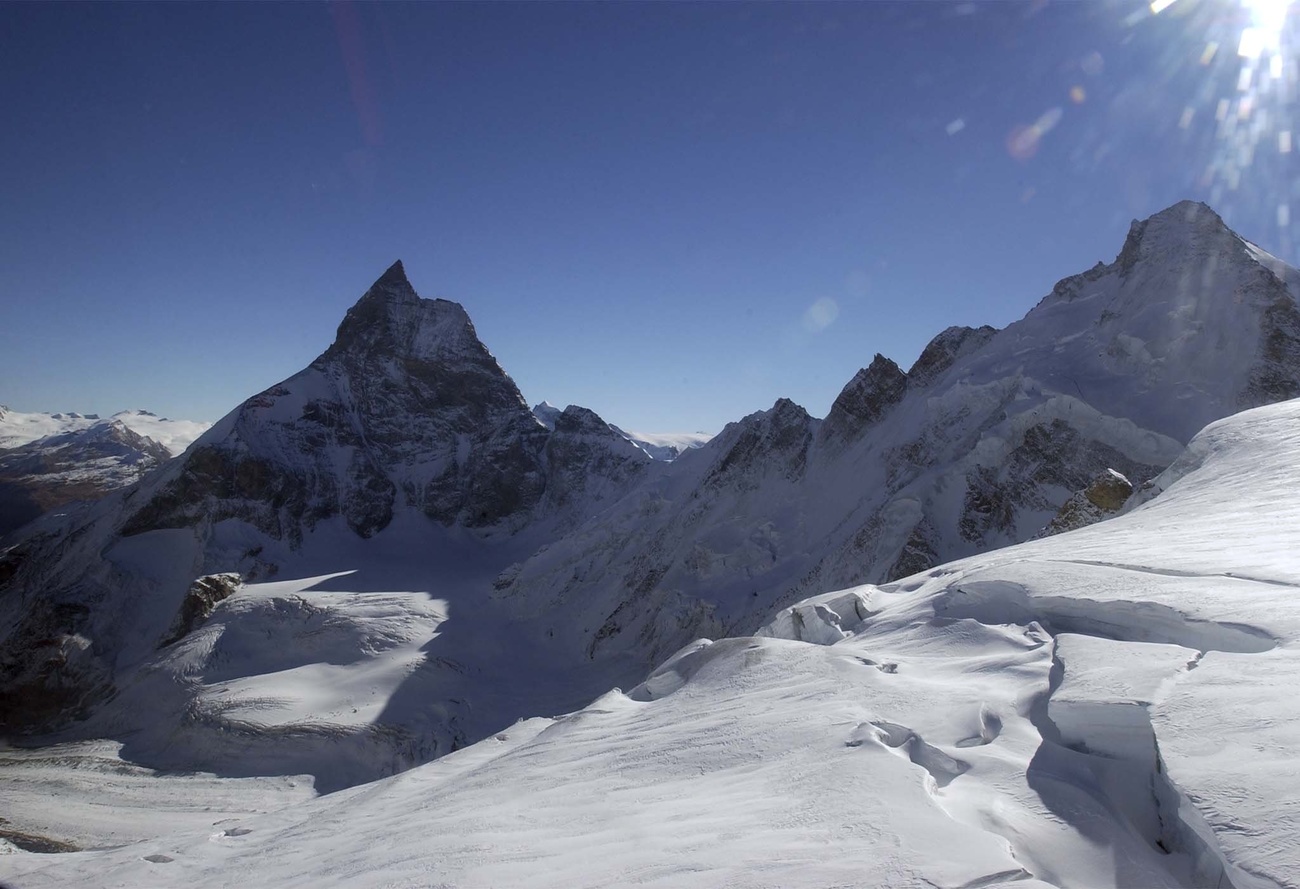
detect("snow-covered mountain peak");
top-left (953, 200), bottom-right (1300, 441)
top-left (552, 404), bottom-right (613, 434)
top-left (703, 397), bottom-right (816, 488)
top-left (532, 401), bottom-right (562, 429)
top-left (323, 261), bottom-right (498, 377)
top-left (1114, 200), bottom-right (1238, 277)
top-left (120, 264), bottom-right (649, 542)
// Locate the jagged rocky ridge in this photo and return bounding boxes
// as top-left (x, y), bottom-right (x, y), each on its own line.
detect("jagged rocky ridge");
top-left (535, 400), bottom-right (712, 462)
top-left (3, 201), bottom-right (1300, 793)
top-left (493, 200), bottom-right (1300, 667)
top-left (120, 262), bottom-right (647, 544)
top-left (0, 262), bottom-right (649, 745)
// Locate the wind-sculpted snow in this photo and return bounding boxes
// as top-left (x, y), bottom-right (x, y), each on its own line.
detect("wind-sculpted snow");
top-left (6, 395), bottom-right (1300, 889)
top-left (5, 204), bottom-right (1300, 887)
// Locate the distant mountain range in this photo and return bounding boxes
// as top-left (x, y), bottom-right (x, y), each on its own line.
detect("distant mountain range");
top-left (1, 198), bottom-right (1297, 798)
top-left (532, 400), bottom-right (711, 462)
top-left (0, 408), bottom-right (209, 539)
top-left (4, 200), bottom-right (1300, 886)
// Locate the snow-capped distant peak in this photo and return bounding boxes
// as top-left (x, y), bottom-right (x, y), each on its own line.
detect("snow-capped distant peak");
top-left (0, 407), bottom-right (210, 456)
top-left (532, 401), bottom-right (711, 459)
top-left (611, 426), bottom-right (713, 461)
top-left (532, 401), bottom-right (563, 430)
top-left (110, 411), bottom-right (210, 455)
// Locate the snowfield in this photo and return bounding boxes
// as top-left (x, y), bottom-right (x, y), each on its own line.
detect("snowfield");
top-left (0, 408), bottom-right (209, 456)
top-left (3, 397), bottom-right (1298, 888)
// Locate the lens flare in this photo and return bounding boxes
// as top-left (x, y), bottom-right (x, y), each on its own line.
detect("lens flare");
top-left (1131, 0), bottom-right (1297, 250)
top-left (1243, 0), bottom-right (1292, 38)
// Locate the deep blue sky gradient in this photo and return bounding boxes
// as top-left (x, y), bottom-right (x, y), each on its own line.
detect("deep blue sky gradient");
top-left (3, 1), bottom-right (1297, 432)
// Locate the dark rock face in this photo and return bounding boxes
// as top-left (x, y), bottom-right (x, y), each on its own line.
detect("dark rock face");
top-left (1244, 282), bottom-right (1300, 407)
top-left (542, 406), bottom-right (648, 517)
top-left (1116, 218), bottom-right (1150, 278)
top-left (120, 261), bottom-right (638, 544)
top-left (1083, 469), bottom-right (1134, 511)
top-left (887, 519), bottom-right (940, 583)
top-left (0, 601), bottom-right (112, 734)
top-left (821, 356), bottom-right (908, 443)
top-left (121, 444), bottom-right (323, 544)
top-left (907, 326), bottom-right (998, 389)
top-left (159, 573), bottom-right (242, 648)
top-left (956, 420), bottom-right (1160, 554)
top-left (706, 399), bottom-right (816, 490)
top-left (1037, 469), bottom-right (1134, 538)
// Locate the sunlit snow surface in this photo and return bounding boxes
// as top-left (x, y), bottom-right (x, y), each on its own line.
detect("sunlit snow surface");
top-left (0, 408), bottom-right (210, 455)
top-left (4, 400), bottom-right (1300, 888)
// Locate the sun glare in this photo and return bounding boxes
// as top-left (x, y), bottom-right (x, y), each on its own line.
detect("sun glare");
top-left (1136, 0), bottom-right (1299, 241)
top-left (1244, 0), bottom-right (1293, 34)
top-left (1240, 0), bottom-right (1292, 56)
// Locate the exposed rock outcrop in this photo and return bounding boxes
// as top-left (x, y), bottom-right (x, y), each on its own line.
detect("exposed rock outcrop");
top-left (159, 573), bottom-right (242, 648)
top-left (820, 355), bottom-right (908, 444)
top-left (906, 325), bottom-right (998, 389)
top-left (1037, 468), bottom-right (1134, 538)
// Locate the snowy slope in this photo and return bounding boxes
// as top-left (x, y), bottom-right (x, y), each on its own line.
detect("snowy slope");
top-left (0, 262), bottom-right (650, 779)
top-left (5, 398), bottom-right (1297, 888)
top-left (4, 200), bottom-right (1300, 855)
top-left (491, 200), bottom-right (1300, 675)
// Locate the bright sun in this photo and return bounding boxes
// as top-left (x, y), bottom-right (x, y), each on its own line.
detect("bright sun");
top-left (1240, 0), bottom-right (1293, 56)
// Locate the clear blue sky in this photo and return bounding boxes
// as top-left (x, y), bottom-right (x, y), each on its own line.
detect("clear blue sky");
top-left (2, 0), bottom-right (1296, 433)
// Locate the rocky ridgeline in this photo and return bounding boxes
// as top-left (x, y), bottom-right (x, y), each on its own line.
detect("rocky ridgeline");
top-left (4, 201), bottom-right (1300, 771)
top-left (120, 261), bottom-right (649, 546)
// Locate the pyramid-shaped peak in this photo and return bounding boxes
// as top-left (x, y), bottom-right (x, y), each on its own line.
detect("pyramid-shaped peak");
top-left (323, 264), bottom-right (482, 366)
top-left (358, 259), bottom-right (419, 305)
top-left (1146, 199), bottom-right (1218, 222)
top-left (1115, 200), bottom-right (1241, 276)
top-left (376, 259), bottom-right (409, 287)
